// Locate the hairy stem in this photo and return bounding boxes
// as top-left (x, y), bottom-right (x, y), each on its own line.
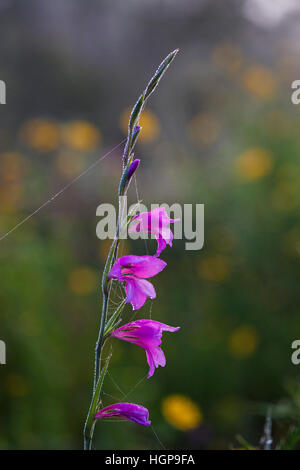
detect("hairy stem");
top-left (84, 354), bottom-right (111, 449)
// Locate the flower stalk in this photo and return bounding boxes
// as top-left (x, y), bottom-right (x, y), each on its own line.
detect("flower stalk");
top-left (83, 49), bottom-right (179, 450)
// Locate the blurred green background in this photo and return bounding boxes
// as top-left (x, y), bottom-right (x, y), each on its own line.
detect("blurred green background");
top-left (1, 0), bottom-right (300, 450)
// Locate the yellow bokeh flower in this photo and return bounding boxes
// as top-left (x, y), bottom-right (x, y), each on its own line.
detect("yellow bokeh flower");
top-left (241, 65), bottom-right (277, 100)
top-left (235, 148), bottom-right (273, 181)
top-left (62, 121), bottom-right (101, 151)
top-left (68, 267), bottom-right (98, 295)
top-left (56, 151), bottom-right (85, 178)
top-left (20, 119), bottom-right (59, 152)
top-left (162, 395), bottom-right (203, 431)
top-left (198, 254), bottom-right (231, 282)
top-left (120, 108), bottom-right (160, 142)
top-left (228, 325), bottom-right (258, 359)
top-left (187, 113), bottom-right (221, 148)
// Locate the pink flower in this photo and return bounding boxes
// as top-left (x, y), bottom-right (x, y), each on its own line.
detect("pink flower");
top-left (129, 207), bottom-right (180, 257)
top-left (111, 319), bottom-right (180, 378)
top-left (95, 402), bottom-right (151, 426)
top-left (108, 255), bottom-right (166, 310)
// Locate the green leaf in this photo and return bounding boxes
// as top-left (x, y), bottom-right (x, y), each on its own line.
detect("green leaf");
top-left (144, 49), bottom-right (179, 101)
top-left (129, 92), bottom-right (144, 133)
top-left (235, 434), bottom-right (256, 450)
top-left (104, 299), bottom-right (126, 336)
top-left (279, 425), bottom-right (300, 450)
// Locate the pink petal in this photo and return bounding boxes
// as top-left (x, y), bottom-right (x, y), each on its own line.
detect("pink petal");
top-left (95, 402), bottom-right (151, 426)
top-left (155, 235), bottom-right (167, 257)
top-left (146, 346), bottom-right (166, 378)
top-left (145, 349), bottom-right (155, 378)
top-left (161, 227), bottom-right (174, 245)
top-left (121, 255), bottom-right (167, 278)
top-left (108, 258), bottom-right (123, 280)
top-left (125, 277), bottom-right (156, 310)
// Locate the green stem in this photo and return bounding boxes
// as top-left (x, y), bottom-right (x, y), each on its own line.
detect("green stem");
top-left (87, 196), bottom-right (124, 447)
top-left (84, 354), bottom-right (111, 450)
top-left (93, 293), bottom-right (109, 392)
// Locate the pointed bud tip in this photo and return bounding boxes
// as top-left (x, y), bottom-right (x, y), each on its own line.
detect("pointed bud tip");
top-left (169, 48), bottom-right (179, 58)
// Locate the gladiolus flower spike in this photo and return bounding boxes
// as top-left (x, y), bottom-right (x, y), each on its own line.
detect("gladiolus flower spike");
top-left (83, 49), bottom-right (179, 450)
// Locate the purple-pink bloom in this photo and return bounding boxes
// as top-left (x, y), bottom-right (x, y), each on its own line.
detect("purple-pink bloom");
top-left (127, 158), bottom-right (140, 180)
top-left (111, 319), bottom-right (180, 378)
top-left (95, 402), bottom-right (151, 426)
top-left (108, 255), bottom-right (166, 310)
top-left (129, 207), bottom-right (180, 257)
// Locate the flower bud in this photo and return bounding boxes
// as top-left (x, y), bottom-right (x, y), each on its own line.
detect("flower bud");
top-left (127, 158), bottom-right (140, 180)
top-left (119, 158), bottom-right (140, 195)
